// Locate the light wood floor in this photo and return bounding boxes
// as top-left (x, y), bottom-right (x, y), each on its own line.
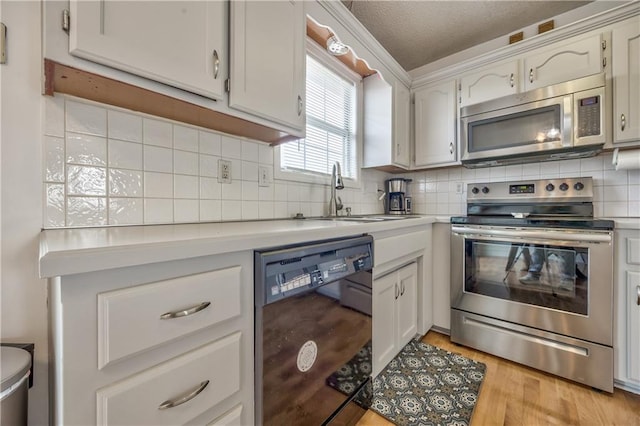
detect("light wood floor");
top-left (357, 331), bottom-right (640, 426)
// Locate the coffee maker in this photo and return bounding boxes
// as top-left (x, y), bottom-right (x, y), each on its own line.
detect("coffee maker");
top-left (385, 178), bottom-right (412, 215)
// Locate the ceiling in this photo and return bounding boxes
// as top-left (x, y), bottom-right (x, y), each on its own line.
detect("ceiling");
top-left (342, 1), bottom-right (592, 71)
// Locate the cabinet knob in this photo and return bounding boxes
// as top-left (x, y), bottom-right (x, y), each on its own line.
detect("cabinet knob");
top-left (529, 68), bottom-right (534, 83)
top-left (297, 95), bottom-right (303, 116)
top-left (449, 142), bottom-right (454, 154)
top-left (158, 380), bottom-right (210, 410)
top-left (509, 73), bottom-right (514, 88)
top-left (401, 281), bottom-right (405, 296)
top-left (395, 283), bottom-right (399, 300)
top-left (621, 114), bottom-right (626, 132)
top-left (213, 50), bottom-right (219, 80)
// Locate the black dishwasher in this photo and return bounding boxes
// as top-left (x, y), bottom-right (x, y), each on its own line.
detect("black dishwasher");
top-left (255, 235), bottom-right (373, 425)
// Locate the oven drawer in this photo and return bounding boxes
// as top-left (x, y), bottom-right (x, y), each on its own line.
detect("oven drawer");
top-left (451, 310), bottom-right (613, 392)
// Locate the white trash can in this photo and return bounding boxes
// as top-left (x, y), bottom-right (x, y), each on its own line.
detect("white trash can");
top-left (1, 347), bottom-right (31, 425)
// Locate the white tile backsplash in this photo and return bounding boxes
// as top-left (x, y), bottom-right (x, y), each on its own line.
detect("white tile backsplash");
top-left (108, 110), bottom-right (142, 143)
top-left (143, 118), bottom-right (172, 148)
top-left (66, 100), bottom-right (107, 136)
top-left (48, 96), bottom-right (638, 228)
top-left (66, 133), bottom-right (107, 166)
top-left (108, 139), bottom-right (143, 171)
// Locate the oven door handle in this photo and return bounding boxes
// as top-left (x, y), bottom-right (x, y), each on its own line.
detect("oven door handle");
top-left (451, 226), bottom-right (612, 244)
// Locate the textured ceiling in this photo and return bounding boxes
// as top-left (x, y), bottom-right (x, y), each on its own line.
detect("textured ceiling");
top-left (343, 1), bottom-right (592, 71)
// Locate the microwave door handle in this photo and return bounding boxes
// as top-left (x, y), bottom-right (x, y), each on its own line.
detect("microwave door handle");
top-left (563, 96), bottom-right (573, 147)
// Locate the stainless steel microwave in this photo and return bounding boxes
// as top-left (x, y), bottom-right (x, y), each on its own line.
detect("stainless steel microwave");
top-left (460, 73), bottom-right (607, 168)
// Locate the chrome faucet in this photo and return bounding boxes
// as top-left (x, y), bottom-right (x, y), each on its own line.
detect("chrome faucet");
top-left (328, 161), bottom-right (344, 217)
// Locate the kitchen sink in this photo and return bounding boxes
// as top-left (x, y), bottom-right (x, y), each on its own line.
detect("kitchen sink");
top-left (314, 215), bottom-right (421, 222)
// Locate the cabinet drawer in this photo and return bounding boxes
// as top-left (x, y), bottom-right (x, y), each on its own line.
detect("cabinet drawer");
top-left (375, 231), bottom-right (428, 267)
top-left (98, 267), bottom-right (242, 368)
top-left (207, 404), bottom-right (243, 425)
top-left (96, 332), bottom-right (241, 426)
top-left (627, 237), bottom-right (640, 265)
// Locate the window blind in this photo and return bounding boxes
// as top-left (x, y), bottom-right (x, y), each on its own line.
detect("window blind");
top-left (281, 55), bottom-right (357, 178)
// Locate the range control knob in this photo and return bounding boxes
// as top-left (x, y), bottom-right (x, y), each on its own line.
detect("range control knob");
top-left (559, 182), bottom-right (569, 191)
top-left (471, 187), bottom-right (479, 194)
top-left (545, 183), bottom-right (555, 192)
top-left (481, 186), bottom-right (490, 194)
top-left (574, 182), bottom-right (585, 191)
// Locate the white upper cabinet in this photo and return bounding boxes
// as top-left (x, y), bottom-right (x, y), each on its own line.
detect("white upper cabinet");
top-left (394, 81), bottom-right (412, 168)
top-left (363, 76), bottom-right (410, 169)
top-left (414, 80), bottom-right (457, 168)
top-left (612, 17), bottom-right (640, 145)
top-left (459, 60), bottom-right (519, 107)
top-left (69, 1), bottom-right (226, 101)
top-left (523, 33), bottom-right (604, 91)
top-left (229, 0), bottom-right (305, 134)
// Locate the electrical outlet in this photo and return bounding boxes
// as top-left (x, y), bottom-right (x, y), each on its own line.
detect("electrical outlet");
top-left (218, 159), bottom-right (232, 184)
top-left (258, 166), bottom-right (271, 187)
top-left (456, 182), bottom-right (464, 194)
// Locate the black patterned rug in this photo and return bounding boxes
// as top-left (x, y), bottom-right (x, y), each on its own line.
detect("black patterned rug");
top-left (327, 339), bottom-right (486, 426)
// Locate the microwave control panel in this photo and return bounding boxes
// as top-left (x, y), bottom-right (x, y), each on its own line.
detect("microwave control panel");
top-left (577, 95), bottom-right (601, 137)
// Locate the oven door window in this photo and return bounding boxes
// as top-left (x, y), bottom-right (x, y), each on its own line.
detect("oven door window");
top-left (464, 239), bottom-right (588, 315)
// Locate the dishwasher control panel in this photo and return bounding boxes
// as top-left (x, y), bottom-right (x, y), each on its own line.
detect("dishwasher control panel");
top-left (255, 236), bottom-right (373, 306)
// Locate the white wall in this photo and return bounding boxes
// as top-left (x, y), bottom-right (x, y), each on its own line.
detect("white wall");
top-left (0, 2), bottom-right (48, 425)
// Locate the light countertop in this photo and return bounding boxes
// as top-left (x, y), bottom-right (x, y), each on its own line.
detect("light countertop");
top-left (39, 216), bottom-right (440, 278)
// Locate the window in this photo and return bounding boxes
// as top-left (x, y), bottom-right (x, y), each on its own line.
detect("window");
top-left (278, 51), bottom-right (360, 183)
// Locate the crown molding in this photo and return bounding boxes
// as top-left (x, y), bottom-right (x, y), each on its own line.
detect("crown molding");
top-left (316, 0), bottom-right (412, 87)
top-left (411, 1), bottom-right (639, 89)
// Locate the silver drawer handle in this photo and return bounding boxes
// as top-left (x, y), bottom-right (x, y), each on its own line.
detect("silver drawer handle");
top-left (509, 73), bottom-right (514, 88)
top-left (621, 113), bottom-right (626, 132)
top-left (158, 380), bottom-right (209, 410)
top-left (637, 285), bottom-right (640, 306)
top-left (213, 50), bottom-right (219, 79)
top-left (297, 95), bottom-right (303, 116)
top-left (401, 281), bottom-right (405, 296)
top-left (529, 68), bottom-right (534, 83)
top-left (160, 301), bottom-right (211, 320)
top-left (449, 142), bottom-right (454, 154)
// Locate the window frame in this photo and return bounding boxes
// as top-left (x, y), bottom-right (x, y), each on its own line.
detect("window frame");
top-left (274, 37), bottom-right (364, 189)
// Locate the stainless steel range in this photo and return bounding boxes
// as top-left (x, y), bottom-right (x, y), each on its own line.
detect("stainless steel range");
top-left (450, 177), bottom-right (615, 392)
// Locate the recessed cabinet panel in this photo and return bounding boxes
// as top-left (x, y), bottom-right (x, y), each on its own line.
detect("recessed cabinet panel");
top-left (414, 80), bottom-right (457, 168)
top-left (396, 262), bottom-right (418, 347)
top-left (96, 333), bottom-right (241, 426)
top-left (229, 0), bottom-right (305, 133)
top-left (372, 271), bottom-right (398, 377)
top-left (612, 18), bottom-right (640, 144)
top-left (523, 34), bottom-right (603, 91)
top-left (69, 1), bottom-right (226, 100)
top-left (97, 266), bottom-right (242, 368)
top-left (459, 61), bottom-right (519, 107)
top-left (394, 81), bottom-right (411, 167)
top-left (626, 271), bottom-right (640, 385)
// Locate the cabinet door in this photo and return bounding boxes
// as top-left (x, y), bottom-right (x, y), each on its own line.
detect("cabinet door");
top-left (523, 34), bottom-right (603, 91)
top-left (612, 18), bottom-right (640, 144)
top-left (626, 271), bottom-right (640, 386)
top-left (69, 1), bottom-right (226, 101)
top-left (393, 81), bottom-right (411, 167)
top-left (414, 80), bottom-right (457, 167)
top-left (459, 61), bottom-right (518, 107)
top-left (229, 0), bottom-right (305, 133)
top-left (372, 272), bottom-right (398, 377)
top-left (396, 262), bottom-right (418, 349)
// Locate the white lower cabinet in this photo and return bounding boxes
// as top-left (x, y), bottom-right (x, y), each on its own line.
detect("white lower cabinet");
top-left (372, 261), bottom-right (418, 376)
top-left (614, 228), bottom-right (640, 394)
top-left (48, 251), bottom-right (254, 425)
top-left (96, 333), bottom-right (241, 425)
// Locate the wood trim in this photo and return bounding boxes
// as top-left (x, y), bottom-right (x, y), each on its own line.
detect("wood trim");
top-left (42, 59), bottom-right (300, 145)
top-left (306, 17), bottom-right (377, 78)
